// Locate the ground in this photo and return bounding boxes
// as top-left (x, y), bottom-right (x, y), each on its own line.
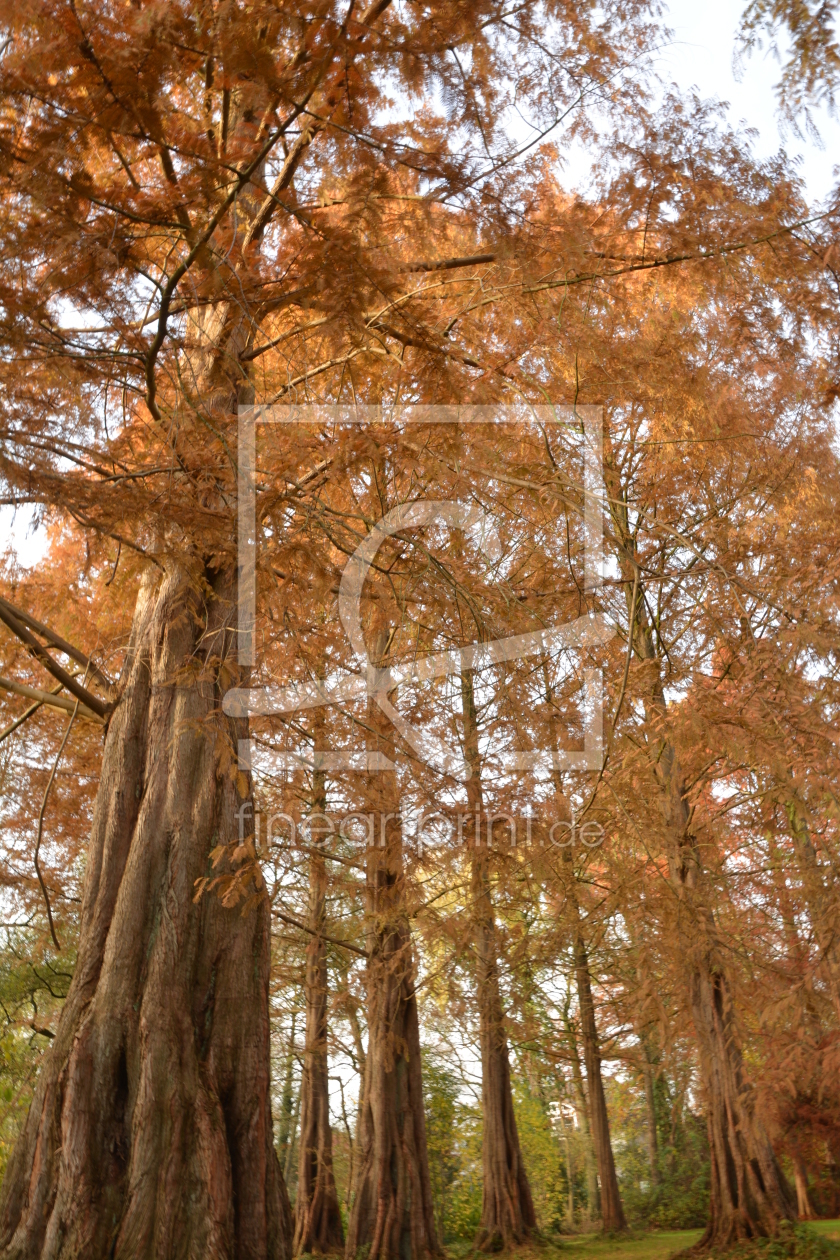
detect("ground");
top-left (444, 1220), bottom-right (840, 1260)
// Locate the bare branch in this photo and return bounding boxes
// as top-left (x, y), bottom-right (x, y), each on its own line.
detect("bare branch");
top-left (400, 251), bottom-right (496, 272)
top-left (0, 675), bottom-right (103, 723)
top-left (34, 697), bottom-right (81, 951)
top-left (0, 602), bottom-right (111, 719)
top-left (0, 596), bottom-right (114, 697)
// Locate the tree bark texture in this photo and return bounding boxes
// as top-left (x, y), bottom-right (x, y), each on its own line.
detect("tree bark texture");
top-left (545, 662), bottom-right (621, 1233)
top-left (0, 566), bottom-right (292, 1260)
top-left (345, 630), bottom-right (439, 1260)
top-left (461, 670), bottom-right (536, 1251)
top-left (294, 767), bottom-right (345, 1256)
top-left (278, 1011), bottom-right (299, 1173)
top-left (546, 660), bottom-right (624, 1229)
top-left (691, 960), bottom-right (796, 1249)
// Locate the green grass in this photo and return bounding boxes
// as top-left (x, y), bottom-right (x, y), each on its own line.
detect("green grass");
top-left (445, 1231), bottom-right (702, 1260)
top-left (445, 1222), bottom-right (840, 1260)
top-left (544, 1229), bottom-right (704, 1259)
top-left (811, 1224), bottom-right (840, 1242)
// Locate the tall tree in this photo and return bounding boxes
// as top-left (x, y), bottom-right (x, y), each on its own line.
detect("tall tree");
top-left (345, 621), bottom-right (440, 1260)
top-left (460, 666), bottom-right (536, 1249)
top-left (294, 760), bottom-right (345, 1256)
top-left (1, 0), bottom-right (645, 1251)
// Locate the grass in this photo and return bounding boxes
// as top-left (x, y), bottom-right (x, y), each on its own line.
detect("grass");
top-left (445, 1221), bottom-right (840, 1260)
top-left (811, 1224), bottom-right (840, 1243)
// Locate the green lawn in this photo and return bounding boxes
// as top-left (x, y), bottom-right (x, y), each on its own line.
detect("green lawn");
top-left (810, 1223), bottom-right (840, 1243)
top-left (548, 1229), bottom-right (704, 1259)
top-left (447, 1222), bottom-right (840, 1260)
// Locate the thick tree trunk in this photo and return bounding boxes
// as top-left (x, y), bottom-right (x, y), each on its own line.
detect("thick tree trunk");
top-left (294, 766), bottom-right (345, 1256)
top-left (344, 828), bottom-right (439, 1260)
top-left (691, 959), bottom-right (796, 1250)
top-left (0, 565), bottom-right (292, 1260)
top-left (345, 630), bottom-right (439, 1260)
top-left (461, 668), bottom-right (535, 1251)
top-left (573, 936), bottom-right (627, 1232)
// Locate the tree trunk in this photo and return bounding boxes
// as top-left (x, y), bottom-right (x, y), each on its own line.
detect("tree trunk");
top-left (345, 630), bottom-right (439, 1260)
top-left (562, 1002), bottom-right (600, 1223)
top-left (558, 1108), bottom-right (575, 1226)
top-left (543, 657), bottom-right (623, 1231)
top-left (573, 936), bottom-right (627, 1232)
top-left (624, 572), bottom-right (796, 1249)
top-left (279, 1011), bottom-right (299, 1168)
top-left (692, 959), bottom-right (796, 1249)
top-left (294, 766), bottom-right (345, 1256)
top-left (793, 1157), bottom-right (816, 1221)
top-left (601, 457), bottom-right (798, 1250)
top-left (460, 668), bottom-right (536, 1251)
top-left (0, 565), bottom-right (292, 1260)
top-left (641, 1048), bottom-right (661, 1188)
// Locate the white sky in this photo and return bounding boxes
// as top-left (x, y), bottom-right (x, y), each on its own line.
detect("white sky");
top-left (658, 0), bottom-right (839, 201)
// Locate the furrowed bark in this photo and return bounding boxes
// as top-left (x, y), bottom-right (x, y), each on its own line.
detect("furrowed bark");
top-left (345, 628), bottom-right (439, 1260)
top-left (461, 667), bottom-right (536, 1251)
top-left (0, 565), bottom-right (292, 1260)
top-left (294, 762), bottom-right (345, 1256)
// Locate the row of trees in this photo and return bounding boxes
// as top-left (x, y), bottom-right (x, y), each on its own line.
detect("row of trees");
top-left (0, 0), bottom-right (838, 1257)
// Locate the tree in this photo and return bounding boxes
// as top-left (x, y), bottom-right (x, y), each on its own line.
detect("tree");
top-left (2, 1), bottom-right (839, 1254)
top-left (294, 762), bottom-right (345, 1256)
top-left (460, 665), bottom-right (536, 1249)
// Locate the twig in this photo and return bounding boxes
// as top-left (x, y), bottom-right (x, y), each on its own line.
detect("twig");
top-left (576, 566), bottom-right (640, 824)
top-left (271, 906), bottom-right (367, 958)
top-left (34, 697), bottom-right (80, 950)
top-left (0, 675), bottom-right (102, 722)
top-left (0, 594), bottom-right (114, 696)
top-left (0, 601), bottom-right (110, 718)
top-left (0, 694), bottom-right (53, 745)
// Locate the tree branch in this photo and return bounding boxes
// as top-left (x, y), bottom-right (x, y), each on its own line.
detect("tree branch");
top-left (400, 251), bottom-right (496, 272)
top-left (0, 682), bottom-right (66, 744)
top-left (34, 698), bottom-right (81, 951)
top-left (0, 602), bottom-right (111, 719)
top-left (271, 906), bottom-right (367, 958)
top-left (0, 595), bottom-right (114, 697)
top-left (0, 675), bottom-right (103, 722)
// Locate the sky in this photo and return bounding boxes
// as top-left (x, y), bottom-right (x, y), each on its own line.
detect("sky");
top-left (657, 0), bottom-right (839, 202)
top-left (2, 1), bottom-right (837, 570)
